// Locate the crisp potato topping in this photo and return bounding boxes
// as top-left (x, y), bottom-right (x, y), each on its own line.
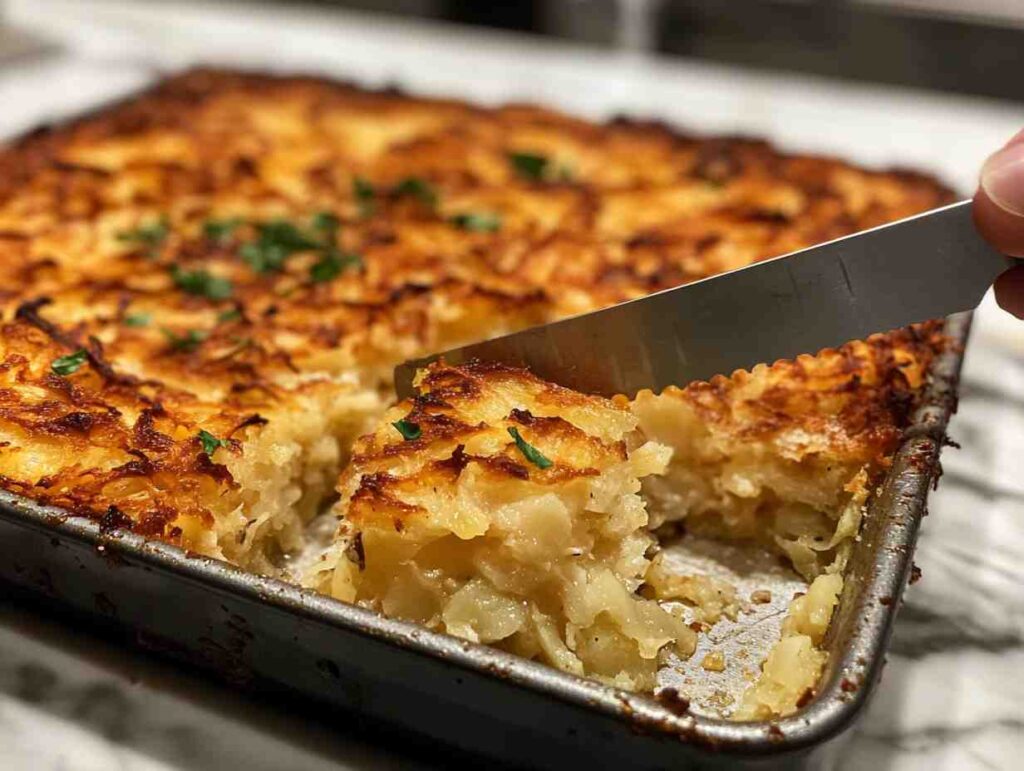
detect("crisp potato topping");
top-left (0, 69), bottom-right (952, 711)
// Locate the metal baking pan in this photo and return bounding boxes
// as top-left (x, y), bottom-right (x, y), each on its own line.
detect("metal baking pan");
top-left (0, 312), bottom-right (970, 770)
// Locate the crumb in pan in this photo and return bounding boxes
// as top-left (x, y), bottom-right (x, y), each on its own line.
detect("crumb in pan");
top-left (734, 572), bottom-right (843, 719)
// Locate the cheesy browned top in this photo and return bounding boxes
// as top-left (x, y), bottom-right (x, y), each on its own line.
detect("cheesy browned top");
top-left (0, 68), bottom-right (952, 546)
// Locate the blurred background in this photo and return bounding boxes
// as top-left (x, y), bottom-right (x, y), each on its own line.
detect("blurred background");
top-left (258, 0), bottom-right (1024, 101)
top-left (0, 2), bottom-right (1022, 771)
top-left (5, 1), bottom-right (1024, 100)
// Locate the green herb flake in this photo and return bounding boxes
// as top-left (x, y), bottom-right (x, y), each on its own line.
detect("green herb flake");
top-left (203, 217), bottom-right (243, 243)
top-left (391, 419), bottom-right (422, 441)
top-left (240, 241), bottom-right (286, 273)
top-left (123, 312), bottom-right (151, 328)
top-left (311, 211), bottom-right (340, 238)
top-left (508, 152), bottom-right (549, 181)
top-left (449, 212), bottom-right (501, 233)
top-left (393, 177), bottom-right (438, 209)
top-left (261, 219), bottom-right (322, 250)
top-left (217, 308), bottom-right (242, 324)
top-left (51, 349), bottom-right (88, 377)
top-left (353, 177), bottom-right (376, 217)
top-left (197, 429), bottom-right (230, 456)
top-left (241, 219), bottom-right (320, 274)
top-left (171, 266), bottom-right (233, 300)
top-left (116, 217), bottom-right (169, 257)
top-left (310, 249), bottom-right (362, 284)
top-left (507, 426), bottom-right (552, 469)
top-left (161, 327), bottom-right (207, 352)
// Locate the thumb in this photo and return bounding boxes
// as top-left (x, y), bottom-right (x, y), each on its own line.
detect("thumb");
top-left (974, 130), bottom-right (1024, 319)
top-left (975, 130), bottom-right (1024, 257)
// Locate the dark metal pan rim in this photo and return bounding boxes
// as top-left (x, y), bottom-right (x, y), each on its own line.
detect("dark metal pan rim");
top-left (0, 313), bottom-right (967, 756)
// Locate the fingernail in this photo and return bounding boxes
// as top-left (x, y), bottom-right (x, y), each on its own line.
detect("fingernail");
top-left (981, 142), bottom-right (1024, 216)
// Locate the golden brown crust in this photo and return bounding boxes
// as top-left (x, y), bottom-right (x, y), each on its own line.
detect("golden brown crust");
top-left (628, 324), bottom-right (947, 581)
top-left (0, 68), bottom-right (952, 541)
top-left (648, 322), bottom-right (947, 467)
top-left (0, 312), bottom-right (257, 543)
top-left (342, 361), bottom-right (635, 532)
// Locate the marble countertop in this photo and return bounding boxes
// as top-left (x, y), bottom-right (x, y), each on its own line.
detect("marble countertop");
top-left (1, 2), bottom-right (1023, 769)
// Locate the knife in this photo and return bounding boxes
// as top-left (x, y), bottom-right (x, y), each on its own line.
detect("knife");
top-left (395, 200), bottom-right (1013, 399)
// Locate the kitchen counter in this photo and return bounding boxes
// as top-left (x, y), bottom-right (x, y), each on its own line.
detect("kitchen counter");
top-left (1, 2), bottom-right (1023, 768)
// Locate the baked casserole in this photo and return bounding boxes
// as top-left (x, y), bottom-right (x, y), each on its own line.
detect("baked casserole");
top-left (0, 69), bottom-right (950, 718)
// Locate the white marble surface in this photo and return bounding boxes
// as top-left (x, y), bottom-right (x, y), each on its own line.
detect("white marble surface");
top-left (1, 1), bottom-right (1023, 768)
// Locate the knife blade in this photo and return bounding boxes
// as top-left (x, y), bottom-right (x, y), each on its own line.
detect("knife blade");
top-left (395, 200), bottom-right (1011, 399)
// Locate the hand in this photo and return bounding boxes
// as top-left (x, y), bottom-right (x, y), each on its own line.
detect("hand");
top-left (974, 129), bottom-right (1024, 319)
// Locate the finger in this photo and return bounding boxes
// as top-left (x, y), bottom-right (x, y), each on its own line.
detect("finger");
top-left (974, 131), bottom-right (1024, 258)
top-left (994, 264), bottom-right (1024, 320)
top-left (978, 137), bottom-right (1024, 215)
top-left (973, 188), bottom-right (1024, 258)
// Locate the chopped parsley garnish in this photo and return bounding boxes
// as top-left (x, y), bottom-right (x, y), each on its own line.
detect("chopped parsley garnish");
top-left (241, 219), bottom-right (320, 273)
top-left (311, 211), bottom-right (340, 238)
top-left (263, 219), bottom-right (323, 250)
top-left (507, 426), bottom-right (552, 469)
top-left (392, 419), bottom-right (422, 441)
top-left (240, 240), bottom-right (287, 274)
top-left (123, 312), bottom-right (151, 328)
top-left (240, 215), bottom-right (347, 275)
top-left (353, 177), bottom-right (376, 217)
top-left (197, 429), bottom-right (229, 456)
top-left (234, 214), bottom-right (358, 284)
top-left (171, 266), bottom-right (233, 300)
top-left (449, 212), bottom-right (501, 232)
top-left (508, 152), bottom-right (549, 181)
top-left (393, 177), bottom-right (438, 209)
top-left (161, 327), bottom-right (207, 352)
top-left (203, 217), bottom-right (243, 243)
top-left (51, 349), bottom-right (88, 377)
top-left (310, 249), bottom-right (362, 283)
top-left (116, 217), bottom-right (169, 257)
top-left (217, 308), bottom-right (242, 324)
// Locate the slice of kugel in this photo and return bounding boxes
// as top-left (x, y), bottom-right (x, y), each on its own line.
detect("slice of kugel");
top-left (306, 360), bottom-right (694, 690)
